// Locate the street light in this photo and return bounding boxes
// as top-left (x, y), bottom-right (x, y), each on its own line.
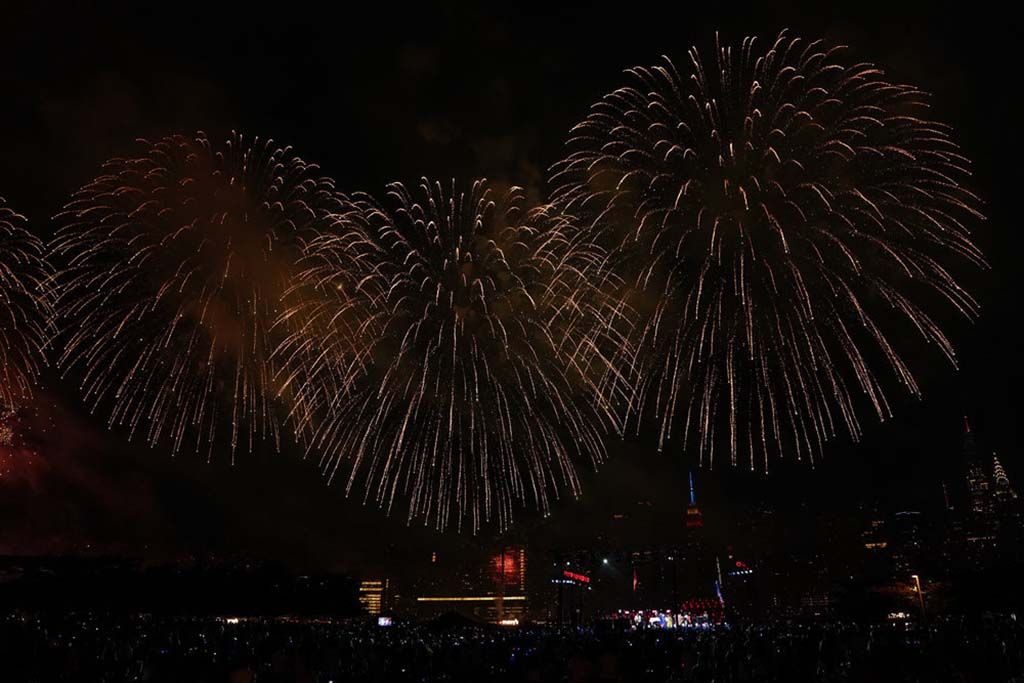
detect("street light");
top-left (602, 558), bottom-right (609, 565)
top-left (911, 574), bottom-right (927, 627)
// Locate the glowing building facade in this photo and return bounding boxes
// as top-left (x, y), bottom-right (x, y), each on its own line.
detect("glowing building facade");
top-left (358, 579), bottom-right (389, 616)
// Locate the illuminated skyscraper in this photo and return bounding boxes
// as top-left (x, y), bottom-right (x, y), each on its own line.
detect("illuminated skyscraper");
top-left (890, 511), bottom-right (924, 575)
top-left (490, 546), bottom-right (527, 622)
top-left (990, 454), bottom-right (1024, 554)
top-left (491, 546), bottom-right (527, 594)
top-left (964, 418), bottom-right (994, 518)
top-left (412, 546), bottom-right (529, 623)
top-left (675, 471), bottom-right (722, 621)
top-left (359, 579), bottom-right (389, 615)
top-left (992, 455), bottom-right (1017, 506)
top-left (685, 471), bottom-right (704, 530)
top-left (939, 481), bottom-right (966, 574)
top-left (962, 417), bottom-right (998, 567)
top-left (861, 512), bottom-right (893, 580)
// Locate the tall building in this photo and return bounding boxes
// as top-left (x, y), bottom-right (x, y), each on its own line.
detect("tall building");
top-left (489, 546), bottom-right (528, 622)
top-left (861, 512), bottom-right (892, 580)
top-left (939, 481), bottom-right (965, 575)
top-left (675, 471), bottom-right (722, 623)
top-left (963, 417), bottom-right (998, 566)
top-left (991, 454), bottom-right (1024, 555)
top-left (956, 417), bottom-right (1024, 567)
top-left (559, 471), bottom-right (723, 624)
top-left (992, 455), bottom-right (1017, 507)
top-left (964, 418), bottom-right (994, 518)
top-left (685, 471), bottom-right (704, 530)
top-left (890, 511), bottom-right (924, 575)
top-left (412, 545), bottom-right (529, 623)
top-left (359, 579), bottom-right (389, 615)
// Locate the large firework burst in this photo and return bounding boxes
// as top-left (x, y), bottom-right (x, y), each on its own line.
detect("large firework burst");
top-left (1, 199), bottom-right (51, 411)
top-left (51, 132), bottom-right (340, 460)
top-left (278, 179), bottom-right (632, 531)
top-left (551, 31), bottom-right (985, 469)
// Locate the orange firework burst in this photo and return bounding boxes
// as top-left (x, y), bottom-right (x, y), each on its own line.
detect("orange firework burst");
top-left (51, 132), bottom-right (342, 460)
top-left (1, 198), bottom-right (52, 412)
top-left (277, 179), bottom-right (633, 531)
top-left (551, 31), bottom-right (985, 469)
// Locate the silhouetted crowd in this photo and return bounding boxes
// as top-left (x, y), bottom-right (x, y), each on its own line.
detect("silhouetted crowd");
top-left (3, 613), bottom-right (1023, 682)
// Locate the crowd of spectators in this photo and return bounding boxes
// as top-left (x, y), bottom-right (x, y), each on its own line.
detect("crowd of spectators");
top-left (2, 612), bottom-right (1023, 682)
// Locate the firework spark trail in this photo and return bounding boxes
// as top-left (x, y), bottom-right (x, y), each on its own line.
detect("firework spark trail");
top-left (272, 196), bottom-right (386, 444)
top-left (51, 132), bottom-right (342, 461)
top-left (550, 31), bottom-right (985, 470)
top-left (277, 179), bottom-right (634, 531)
top-left (1, 199), bottom-right (52, 412)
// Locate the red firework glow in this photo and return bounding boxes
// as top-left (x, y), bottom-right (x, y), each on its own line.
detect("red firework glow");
top-left (0, 403), bottom-right (47, 487)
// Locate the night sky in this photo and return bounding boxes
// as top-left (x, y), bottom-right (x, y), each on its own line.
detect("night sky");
top-left (1, 2), bottom-right (1019, 574)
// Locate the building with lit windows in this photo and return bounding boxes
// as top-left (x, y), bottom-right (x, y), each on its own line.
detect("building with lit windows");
top-left (412, 546), bottom-right (529, 623)
top-left (992, 455), bottom-right (1017, 507)
top-left (358, 579), bottom-right (389, 615)
top-left (890, 511), bottom-right (924, 575)
top-left (963, 418), bottom-right (998, 566)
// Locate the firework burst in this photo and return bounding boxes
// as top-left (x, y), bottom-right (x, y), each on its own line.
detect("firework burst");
top-left (278, 179), bottom-right (632, 531)
top-left (551, 31), bottom-right (985, 469)
top-left (51, 132), bottom-right (340, 460)
top-left (1, 199), bottom-right (51, 411)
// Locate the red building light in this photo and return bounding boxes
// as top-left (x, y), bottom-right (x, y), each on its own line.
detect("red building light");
top-left (563, 570), bottom-right (590, 584)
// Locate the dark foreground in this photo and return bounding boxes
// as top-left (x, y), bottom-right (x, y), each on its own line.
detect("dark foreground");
top-left (3, 613), bottom-right (1023, 682)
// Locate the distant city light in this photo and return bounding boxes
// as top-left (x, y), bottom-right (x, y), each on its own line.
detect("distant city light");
top-left (416, 596), bottom-right (526, 602)
top-left (562, 570), bottom-right (591, 584)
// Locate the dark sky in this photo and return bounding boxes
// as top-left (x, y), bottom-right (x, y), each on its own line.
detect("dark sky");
top-left (1, 1), bottom-right (1020, 574)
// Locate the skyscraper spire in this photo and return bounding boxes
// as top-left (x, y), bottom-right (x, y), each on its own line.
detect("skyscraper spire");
top-left (686, 470), bottom-right (703, 529)
top-left (993, 455), bottom-right (1009, 486)
top-left (959, 419), bottom-right (1003, 568)
top-left (964, 416), bottom-right (978, 462)
top-left (992, 454), bottom-right (1017, 503)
